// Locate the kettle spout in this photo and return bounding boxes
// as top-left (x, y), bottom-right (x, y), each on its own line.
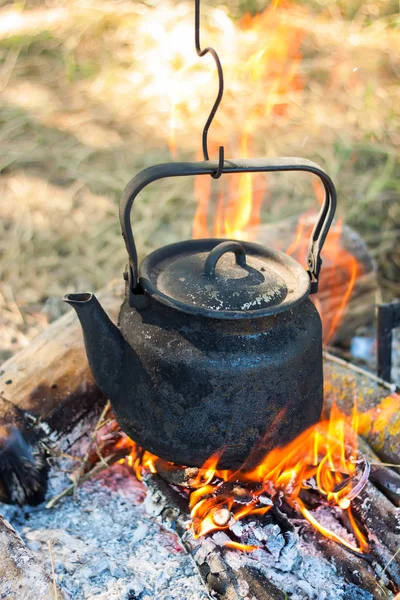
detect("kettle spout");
top-left (63, 293), bottom-right (124, 401)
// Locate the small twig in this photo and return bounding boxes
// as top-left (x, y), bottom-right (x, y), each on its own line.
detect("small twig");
top-left (369, 462), bottom-right (400, 468)
top-left (46, 448), bottom-right (130, 509)
top-left (94, 438), bottom-right (110, 468)
top-left (47, 540), bottom-right (59, 600)
top-left (45, 450), bottom-right (84, 473)
top-left (51, 451), bottom-right (83, 462)
top-left (73, 401), bottom-right (111, 500)
top-left (380, 546), bottom-right (400, 582)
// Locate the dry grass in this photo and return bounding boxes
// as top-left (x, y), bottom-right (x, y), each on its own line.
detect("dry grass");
top-left (0, 0), bottom-right (399, 359)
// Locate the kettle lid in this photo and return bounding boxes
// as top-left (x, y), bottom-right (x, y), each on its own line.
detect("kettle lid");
top-left (139, 238), bottom-right (311, 319)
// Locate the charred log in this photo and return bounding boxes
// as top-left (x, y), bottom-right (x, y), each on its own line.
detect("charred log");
top-left (353, 481), bottom-right (400, 589)
top-left (144, 472), bottom-right (286, 600)
top-left (358, 437), bottom-right (400, 506)
top-left (154, 458), bottom-right (200, 487)
top-left (143, 471), bottom-right (400, 599)
top-left (0, 395), bottom-right (48, 505)
top-left (313, 533), bottom-right (389, 599)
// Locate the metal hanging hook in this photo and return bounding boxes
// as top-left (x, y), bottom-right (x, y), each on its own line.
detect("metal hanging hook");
top-left (195, 0), bottom-right (225, 179)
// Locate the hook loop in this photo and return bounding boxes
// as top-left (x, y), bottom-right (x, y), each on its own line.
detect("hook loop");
top-left (195, 0), bottom-right (225, 177)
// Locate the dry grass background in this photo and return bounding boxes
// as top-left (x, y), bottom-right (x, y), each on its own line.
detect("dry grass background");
top-left (0, 0), bottom-right (399, 360)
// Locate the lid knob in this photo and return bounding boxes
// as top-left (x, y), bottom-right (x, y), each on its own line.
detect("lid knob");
top-left (204, 241), bottom-right (247, 278)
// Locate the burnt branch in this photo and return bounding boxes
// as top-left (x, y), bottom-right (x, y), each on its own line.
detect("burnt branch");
top-left (144, 473), bottom-right (286, 600)
top-left (0, 395), bottom-right (48, 505)
top-left (353, 482), bottom-right (400, 589)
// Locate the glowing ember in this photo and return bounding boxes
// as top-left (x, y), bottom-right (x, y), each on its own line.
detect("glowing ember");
top-left (118, 394), bottom-right (399, 555)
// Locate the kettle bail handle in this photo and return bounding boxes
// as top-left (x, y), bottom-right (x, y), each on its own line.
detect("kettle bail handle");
top-left (120, 157), bottom-right (337, 304)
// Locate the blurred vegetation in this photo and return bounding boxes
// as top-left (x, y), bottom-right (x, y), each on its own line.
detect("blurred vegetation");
top-left (0, 0), bottom-right (399, 359)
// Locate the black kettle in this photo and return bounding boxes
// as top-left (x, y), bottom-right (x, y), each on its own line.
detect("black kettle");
top-left (64, 157), bottom-right (336, 469)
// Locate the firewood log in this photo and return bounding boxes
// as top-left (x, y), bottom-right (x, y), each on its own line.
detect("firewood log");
top-left (312, 534), bottom-right (389, 599)
top-left (0, 514), bottom-right (67, 599)
top-left (358, 437), bottom-right (400, 506)
top-left (0, 281), bottom-right (123, 428)
top-left (324, 354), bottom-right (400, 465)
top-left (353, 482), bottom-right (400, 589)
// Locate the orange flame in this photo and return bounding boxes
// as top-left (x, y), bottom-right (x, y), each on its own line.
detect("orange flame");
top-left (287, 215), bottom-right (361, 343)
top-left (120, 441), bottom-right (158, 481)
top-left (180, 400), bottom-right (373, 553)
top-left (224, 541), bottom-right (261, 552)
top-left (121, 394), bottom-right (399, 554)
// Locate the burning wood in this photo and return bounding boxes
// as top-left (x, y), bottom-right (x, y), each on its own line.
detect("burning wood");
top-left (353, 482), bottom-right (400, 588)
top-left (40, 375), bottom-right (399, 597)
top-left (120, 393), bottom-right (399, 558)
top-left (1, 334), bottom-right (400, 597)
top-left (144, 470), bottom-right (394, 600)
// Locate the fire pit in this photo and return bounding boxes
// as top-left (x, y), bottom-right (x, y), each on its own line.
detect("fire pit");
top-left (0, 1), bottom-right (399, 599)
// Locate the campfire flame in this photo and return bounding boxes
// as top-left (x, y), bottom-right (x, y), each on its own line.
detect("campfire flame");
top-left (118, 394), bottom-right (399, 555)
top-left (287, 214), bottom-right (361, 344)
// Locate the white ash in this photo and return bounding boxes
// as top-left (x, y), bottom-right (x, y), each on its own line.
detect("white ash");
top-left (1, 464), bottom-right (209, 600)
top-left (305, 505), bottom-right (358, 546)
top-left (213, 516), bottom-right (375, 600)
